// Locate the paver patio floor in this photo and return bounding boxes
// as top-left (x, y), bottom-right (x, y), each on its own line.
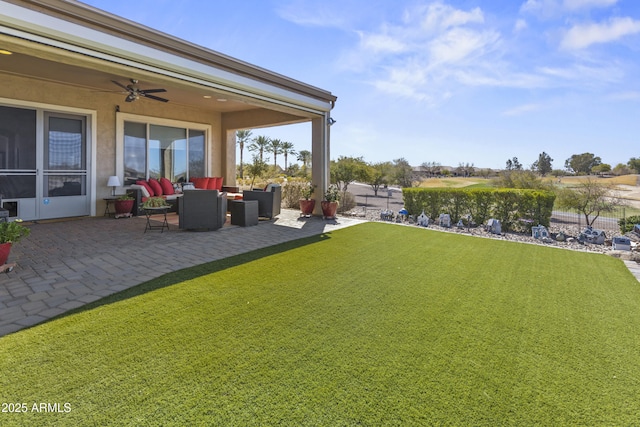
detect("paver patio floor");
top-left (0, 210), bottom-right (364, 337)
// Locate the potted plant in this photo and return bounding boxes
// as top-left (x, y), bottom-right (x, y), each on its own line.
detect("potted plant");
top-left (114, 193), bottom-right (134, 218)
top-left (0, 219), bottom-right (30, 266)
top-left (142, 196), bottom-right (170, 209)
top-left (321, 185), bottom-right (340, 219)
top-left (299, 182), bottom-right (316, 217)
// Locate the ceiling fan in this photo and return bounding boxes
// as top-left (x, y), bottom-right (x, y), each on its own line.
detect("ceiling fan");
top-left (111, 79), bottom-right (168, 103)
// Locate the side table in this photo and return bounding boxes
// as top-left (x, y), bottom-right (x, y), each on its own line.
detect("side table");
top-left (143, 206), bottom-right (170, 233)
top-left (229, 200), bottom-right (258, 226)
top-left (103, 197), bottom-right (117, 217)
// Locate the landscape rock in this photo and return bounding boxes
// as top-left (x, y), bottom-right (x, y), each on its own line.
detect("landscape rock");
top-left (348, 207), bottom-right (621, 255)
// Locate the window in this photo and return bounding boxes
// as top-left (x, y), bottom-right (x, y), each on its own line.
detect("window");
top-left (121, 118), bottom-right (207, 185)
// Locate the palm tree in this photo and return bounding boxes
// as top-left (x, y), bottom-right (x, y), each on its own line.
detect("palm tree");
top-left (248, 135), bottom-right (270, 163)
top-left (236, 129), bottom-right (252, 179)
top-left (297, 150), bottom-right (311, 169)
top-left (297, 149), bottom-right (312, 178)
top-left (268, 138), bottom-right (283, 169)
top-left (281, 141), bottom-right (296, 171)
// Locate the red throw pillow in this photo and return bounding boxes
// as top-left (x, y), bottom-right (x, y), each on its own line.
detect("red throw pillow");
top-left (214, 177), bottom-right (223, 191)
top-left (191, 177), bottom-right (206, 189)
top-left (206, 177), bottom-right (217, 190)
top-left (148, 178), bottom-right (163, 196)
top-left (159, 177), bottom-right (174, 195)
top-left (136, 180), bottom-right (154, 197)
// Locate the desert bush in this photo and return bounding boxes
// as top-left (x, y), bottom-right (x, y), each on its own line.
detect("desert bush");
top-left (338, 191), bottom-right (356, 213)
top-left (282, 180), bottom-right (306, 209)
top-left (620, 215), bottom-right (640, 234)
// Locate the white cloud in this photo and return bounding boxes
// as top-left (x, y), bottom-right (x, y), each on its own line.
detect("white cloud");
top-left (340, 3), bottom-right (506, 101)
top-left (502, 103), bottom-right (544, 116)
top-left (276, 0), bottom-right (353, 28)
top-left (514, 19), bottom-right (528, 32)
top-left (337, 0), bottom-right (634, 104)
top-left (410, 2), bottom-right (484, 32)
top-left (520, 0), bottom-right (617, 17)
top-left (563, 0), bottom-right (618, 11)
top-left (538, 62), bottom-right (624, 85)
top-left (561, 17), bottom-right (640, 49)
top-left (520, 0), bottom-right (562, 17)
top-left (429, 28), bottom-right (500, 66)
top-left (358, 30), bottom-right (407, 54)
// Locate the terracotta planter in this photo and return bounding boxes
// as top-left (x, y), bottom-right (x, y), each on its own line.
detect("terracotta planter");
top-left (0, 242), bottom-right (11, 265)
top-left (114, 199), bottom-right (134, 216)
top-left (299, 199), bottom-right (316, 217)
top-left (321, 201), bottom-right (338, 219)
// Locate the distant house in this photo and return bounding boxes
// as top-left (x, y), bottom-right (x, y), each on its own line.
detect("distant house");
top-left (0, 0), bottom-right (336, 220)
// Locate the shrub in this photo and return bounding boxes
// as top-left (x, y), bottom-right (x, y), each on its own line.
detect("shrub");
top-left (619, 215), bottom-right (640, 234)
top-left (339, 192), bottom-right (356, 213)
top-left (403, 188), bottom-right (555, 232)
top-left (282, 180), bottom-right (306, 209)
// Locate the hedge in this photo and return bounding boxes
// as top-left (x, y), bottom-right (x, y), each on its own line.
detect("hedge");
top-left (403, 188), bottom-right (556, 232)
top-left (619, 215), bottom-right (640, 234)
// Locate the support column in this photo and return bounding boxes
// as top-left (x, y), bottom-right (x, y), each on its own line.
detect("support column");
top-left (311, 115), bottom-right (330, 216)
top-left (220, 125), bottom-right (237, 187)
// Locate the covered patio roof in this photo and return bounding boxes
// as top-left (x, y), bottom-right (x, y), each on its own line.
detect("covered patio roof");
top-left (0, 0), bottom-right (336, 119)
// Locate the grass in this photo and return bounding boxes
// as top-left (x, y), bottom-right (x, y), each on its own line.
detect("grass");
top-left (1, 223), bottom-right (639, 425)
top-left (553, 174), bottom-right (639, 187)
top-left (418, 177), bottom-right (491, 188)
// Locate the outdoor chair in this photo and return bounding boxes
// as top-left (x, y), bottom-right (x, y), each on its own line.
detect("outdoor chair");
top-left (178, 190), bottom-right (227, 231)
top-left (242, 185), bottom-right (281, 219)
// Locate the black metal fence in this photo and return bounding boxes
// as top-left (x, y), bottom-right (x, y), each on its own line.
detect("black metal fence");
top-left (551, 206), bottom-right (632, 232)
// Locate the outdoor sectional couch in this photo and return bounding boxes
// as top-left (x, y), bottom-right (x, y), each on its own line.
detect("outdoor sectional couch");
top-left (127, 179), bottom-right (180, 216)
top-left (127, 176), bottom-right (225, 216)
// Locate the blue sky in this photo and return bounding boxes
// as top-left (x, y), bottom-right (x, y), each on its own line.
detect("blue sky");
top-left (83, 0), bottom-right (640, 170)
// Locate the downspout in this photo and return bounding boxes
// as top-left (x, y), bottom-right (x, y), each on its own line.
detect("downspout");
top-left (325, 100), bottom-right (336, 192)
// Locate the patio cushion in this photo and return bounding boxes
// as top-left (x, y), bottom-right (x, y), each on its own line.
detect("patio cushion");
top-left (130, 184), bottom-right (150, 198)
top-left (148, 178), bottom-right (163, 196)
top-left (191, 177), bottom-right (209, 189)
top-left (159, 177), bottom-right (174, 195)
top-left (136, 180), bottom-right (154, 197)
top-left (206, 177), bottom-right (217, 190)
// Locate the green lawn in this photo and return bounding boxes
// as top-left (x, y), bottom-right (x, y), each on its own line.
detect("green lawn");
top-left (1, 223), bottom-right (639, 426)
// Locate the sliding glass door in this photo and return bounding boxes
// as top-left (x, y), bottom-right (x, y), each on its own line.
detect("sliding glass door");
top-left (0, 106), bottom-right (91, 220)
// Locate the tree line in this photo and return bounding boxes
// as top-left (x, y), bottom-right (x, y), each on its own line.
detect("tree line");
top-left (237, 130), bottom-right (633, 227)
top-left (504, 152), bottom-right (640, 176)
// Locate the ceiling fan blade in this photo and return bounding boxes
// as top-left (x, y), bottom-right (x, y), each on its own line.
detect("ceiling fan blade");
top-left (142, 93), bottom-right (169, 103)
top-left (141, 88), bottom-right (167, 94)
top-left (111, 80), bottom-right (130, 91)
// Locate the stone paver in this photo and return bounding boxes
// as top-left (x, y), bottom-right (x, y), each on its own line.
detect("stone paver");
top-left (0, 210), bottom-right (364, 336)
